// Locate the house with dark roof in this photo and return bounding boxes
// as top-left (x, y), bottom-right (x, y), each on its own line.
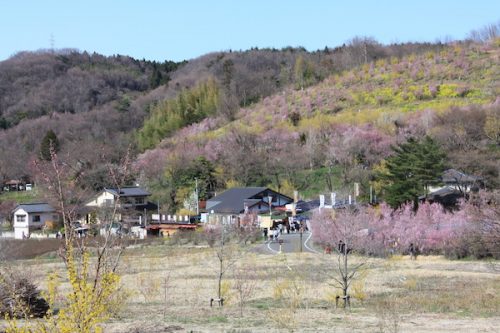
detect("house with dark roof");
top-left (86, 187), bottom-right (152, 208)
top-left (424, 169), bottom-right (484, 206)
top-left (439, 169), bottom-right (484, 193)
top-left (12, 203), bottom-right (59, 239)
top-left (85, 187), bottom-right (157, 225)
top-left (205, 187), bottom-right (293, 225)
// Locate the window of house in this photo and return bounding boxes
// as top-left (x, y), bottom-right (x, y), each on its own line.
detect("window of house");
top-left (135, 197), bottom-right (145, 205)
top-left (32, 215), bottom-right (41, 222)
top-left (16, 214), bottom-right (26, 223)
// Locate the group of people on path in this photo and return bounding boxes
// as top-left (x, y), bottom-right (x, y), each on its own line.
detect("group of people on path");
top-left (262, 220), bottom-right (308, 242)
top-left (263, 225), bottom-right (281, 241)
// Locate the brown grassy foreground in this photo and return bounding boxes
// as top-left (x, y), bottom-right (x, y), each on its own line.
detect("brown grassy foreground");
top-left (1, 242), bottom-right (499, 333)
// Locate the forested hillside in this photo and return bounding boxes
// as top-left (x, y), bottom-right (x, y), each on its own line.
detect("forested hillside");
top-left (136, 40), bottom-right (499, 211)
top-left (1, 37), bottom-right (498, 211)
top-left (0, 50), bottom-right (184, 183)
top-left (0, 50), bottom-right (182, 126)
top-left (0, 40), bottom-right (446, 184)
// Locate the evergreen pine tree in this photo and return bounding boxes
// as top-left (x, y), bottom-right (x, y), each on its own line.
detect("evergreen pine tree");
top-left (379, 136), bottom-right (446, 208)
top-left (40, 130), bottom-right (60, 161)
top-left (150, 68), bottom-right (163, 88)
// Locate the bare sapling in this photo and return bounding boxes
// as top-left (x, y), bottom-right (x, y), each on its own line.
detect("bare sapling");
top-left (312, 206), bottom-right (369, 309)
top-left (232, 257), bottom-right (258, 317)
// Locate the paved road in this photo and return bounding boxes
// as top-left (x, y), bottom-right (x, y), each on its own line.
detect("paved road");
top-left (253, 231), bottom-right (321, 254)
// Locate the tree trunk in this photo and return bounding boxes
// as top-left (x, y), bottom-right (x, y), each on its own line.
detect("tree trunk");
top-left (218, 264), bottom-right (223, 300)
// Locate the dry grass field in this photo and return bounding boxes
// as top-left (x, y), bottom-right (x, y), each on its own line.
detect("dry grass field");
top-left (2, 241), bottom-right (499, 333)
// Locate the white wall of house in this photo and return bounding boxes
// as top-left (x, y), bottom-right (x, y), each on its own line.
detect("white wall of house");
top-left (208, 214), bottom-right (240, 225)
top-left (13, 208), bottom-right (58, 239)
top-left (86, 191), bottom-right (115, 207)
top-left (14, 227), bottom-right (29, 239)
top-left (86, 191), bottom-right (146, 208)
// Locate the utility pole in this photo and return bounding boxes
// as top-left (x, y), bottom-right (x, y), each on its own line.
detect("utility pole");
top-left (195, 178), bottom-right (199, 215)
top-left (157, 200), bottom-right (160, 222)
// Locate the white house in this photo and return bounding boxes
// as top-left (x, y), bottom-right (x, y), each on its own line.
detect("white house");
top-left (12, 203), bottom-right (59, 239)
top-left (86, 187), bottom-right (151, 209)
top-left (85, 187), bottom-right (157, 226)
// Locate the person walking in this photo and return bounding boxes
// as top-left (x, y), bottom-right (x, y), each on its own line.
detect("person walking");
top-left (273, 228), bottom-right (279, 241)
top-left (409, 243), bottom-right (417, 260)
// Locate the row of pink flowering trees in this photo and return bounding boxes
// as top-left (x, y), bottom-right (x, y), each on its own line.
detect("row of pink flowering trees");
top-left (311, 191), bottom-right (499, 259)
top-left (311, 191), bottom-right (499, 308)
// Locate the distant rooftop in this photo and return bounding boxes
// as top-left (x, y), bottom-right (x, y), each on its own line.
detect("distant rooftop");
top-left (207, 187), bottom-right (292, 214)
top-left (105, 187), bottom-right (150, 197)
top-left (14, 203), bottom-right (55, 213)
top-left (442, 169), bottom-right (483, 184)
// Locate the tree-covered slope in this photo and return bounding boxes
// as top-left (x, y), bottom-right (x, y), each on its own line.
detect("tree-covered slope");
top-left (0, 50), bottom-right (185, 181)
top-left (137, 41), bottom-right (499, 210)
top-left (0, 50), bottom-right (183, 127)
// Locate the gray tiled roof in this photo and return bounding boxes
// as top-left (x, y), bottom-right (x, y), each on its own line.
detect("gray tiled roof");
top-left (442, 169), bottom-right (483, 184)
top-left (206, 187), bottom-right (292, 214)
top-left (105, 187), bottom-right (150, 197)
top-left (14, 203), bottom-right (55, 213)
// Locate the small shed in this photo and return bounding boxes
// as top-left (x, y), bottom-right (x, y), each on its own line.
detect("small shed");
top-left (3, 180), bottom-right (25, 191)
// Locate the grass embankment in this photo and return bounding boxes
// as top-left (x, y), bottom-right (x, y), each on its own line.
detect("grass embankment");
top-left (0, 189), bottom-right (41, 203)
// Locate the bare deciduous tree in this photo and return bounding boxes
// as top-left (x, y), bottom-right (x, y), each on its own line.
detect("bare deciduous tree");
top-left (312, 207), bottom-right (369, 308)
top-left (205, 222), bottom-right (259, 307)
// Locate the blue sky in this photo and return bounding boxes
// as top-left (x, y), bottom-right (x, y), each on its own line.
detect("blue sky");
top-left (1, 1), bottom-right (498, 62)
